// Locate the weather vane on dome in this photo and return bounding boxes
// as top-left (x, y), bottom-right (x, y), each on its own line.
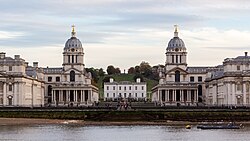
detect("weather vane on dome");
top-left (71, 25), bottom-right (76, 37)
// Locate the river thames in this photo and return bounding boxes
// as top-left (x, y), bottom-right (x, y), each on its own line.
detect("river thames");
top-left (0, 124), bottom-right (250, 141)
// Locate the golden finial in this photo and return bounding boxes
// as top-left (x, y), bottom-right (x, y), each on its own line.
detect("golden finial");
top-left (174, 25), bottom-right (178, 32)
top-left (71, 25), bottom-right (76, 37)
top-left (174, 25), bottom-right (178, 37)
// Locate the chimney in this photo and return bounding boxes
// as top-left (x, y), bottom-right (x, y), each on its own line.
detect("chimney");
top-left (136, 78), bottom-right (141, 83)
top-left (110, 78), bottom-right (114, 83)
top-left (14, 55), bottom-right (20, 59)
top-left (0, 52), bottom-right (6, 59)
top-left (25, 62), bottom-right (29, 67)
top-left (245, 52), bottom-right (248, 57)
top-left (33, 62), bottom-right (38, 68)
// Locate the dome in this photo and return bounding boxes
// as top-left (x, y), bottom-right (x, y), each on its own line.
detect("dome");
top-left (166, 25), bottom-right (186, 51)
top-left (65, 37), bottom-right (82, 49)
top-left (64, 25), bottom-right (83, 49)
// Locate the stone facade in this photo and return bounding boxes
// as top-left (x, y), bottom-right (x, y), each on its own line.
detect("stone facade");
top-left (152, 26), bottom-right (215, 106)
top-left (43, 26), bottom-right (99, 107)
top-left (206, 52), bottom-right (250, 106)
top-left (104, 78), bottom-right (146, 101)
top-left (0, 53), bottom-right (44, 107)
top-left (0, 26), bottom-right (99, 107)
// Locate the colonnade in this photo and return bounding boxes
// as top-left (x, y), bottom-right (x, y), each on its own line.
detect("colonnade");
top-left (51, 89), bottom-right (91, 105)
top-left (158, 89), bottom-right (198, 104)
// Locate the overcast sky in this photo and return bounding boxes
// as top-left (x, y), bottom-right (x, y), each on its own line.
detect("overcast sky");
top-left (1, 0), bottom-right (250, 71)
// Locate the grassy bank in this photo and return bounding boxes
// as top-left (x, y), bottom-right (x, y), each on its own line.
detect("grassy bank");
top-left (1, 110), bottom-right (250, 122)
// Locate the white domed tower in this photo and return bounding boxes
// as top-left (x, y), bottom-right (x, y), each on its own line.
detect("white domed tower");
top-left (165, 25), bottom-right (187, 71)
top-left (63, 25), bottom-right (85, 71)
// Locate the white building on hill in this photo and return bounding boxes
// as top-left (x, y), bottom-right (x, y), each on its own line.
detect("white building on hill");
top-left (104, 78), bottom-right (147, 101)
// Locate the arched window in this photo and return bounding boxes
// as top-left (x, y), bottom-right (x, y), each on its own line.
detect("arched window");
top-left (175, 70), bottom-right (180, 82)
top-left (70, 70), bottom-right (75, 82)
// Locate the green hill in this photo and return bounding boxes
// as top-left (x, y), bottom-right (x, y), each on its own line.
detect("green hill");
top-left (97, 74), bottom-right (158, 100)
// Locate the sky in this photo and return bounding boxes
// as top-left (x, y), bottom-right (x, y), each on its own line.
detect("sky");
top-left (0, 0), bottom-right (250, 72)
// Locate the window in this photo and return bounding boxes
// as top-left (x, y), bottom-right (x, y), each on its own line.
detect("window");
top-left (107, 93), bottom-right (109, 97)
top-left (142, 86), bottom-right (144, 90)
top-left (135, 93), bottom-right (137, 97)
top-left (124, 86), bottom-right (126, 90)
top-left (9, 85), bottom-right (12, 91)
top-left (135, 86), bottom-right (137, 90)
top-left (48, 77), bottom-right (52, 82)
top-left (142, 93), bottom-right (144, 97)
top-left (175, 70), bottom-right (180, 82)
top-left (198, 76), bottom-right (202, 82)
top-left (107, 86), bottom-right (109, 90)
top-left (124, 93), bottom-right (126, 98)
top-left (129, 93), bottom-right (131, 97)
top-left (68, 55), bottom-right (70, 63)
top-left (176, 55), bottom-right (178, 63)
top-left (237, 65), bottom-right (240, 70)
top-left (129, 86), bottom-right (131, 90)
top-left (56, 77), bottom-right (60, 82)
top-left (119, 86), bottom-right (121, 90)
top-left (113, 86), bottom-right (115, 90)
top-left (9, 66), bottom-right (12, 71)
top-left (72, 55), bottom-right (74, 63)
top-left (180, 55), bottom-right (182, 63)
top-left (70, 70), bottom-right (75, 82)
top-left (76, 55), bottom-right (78, 63)
top-left (172, 55), bottom-right (174, 63)
top-left (237, 84), bottom-right (242, 91)
top-left (113, 93), bottom-right (115, 97)
top-left (190, 76), bottom-right (194, 82)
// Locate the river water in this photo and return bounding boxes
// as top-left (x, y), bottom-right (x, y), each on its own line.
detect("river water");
top-left (0, 124), bottom-right (250, 141)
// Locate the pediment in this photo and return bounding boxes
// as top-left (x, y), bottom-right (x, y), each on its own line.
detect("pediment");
top-left (64, 68), bottom-right (83, 74)
top-left (166, 67), bottom-right (188, 74)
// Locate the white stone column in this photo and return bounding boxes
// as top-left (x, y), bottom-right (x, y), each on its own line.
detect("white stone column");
top-left (212, 85), bottom-right (217, 105)
top-left (88, 90), bottom-right (91, 102)
top-left (166, 90), bottom-right (168, 102)
top-left (165, 90), bottom-right (167, 102)
top-left (173, 90), bottom-right (176, 102)
top-left (232, 83), bottom-right (236, 105)
top-left (83, 90), bottom-right (85, 102)
top-left (3, 82), bottom-right (6, 106)
top-left (51, 90), bottom-right (54, 102)
top-left (243, 83), bottom-right (247, 105)
top-left (74, 90), bottom-right (76, 102)
top-left (180, 90), bottom-right (182, 102)
top-left (13, 83), bottom-right (17, 106)
top-left (159, 89), bottom-right (162, 104)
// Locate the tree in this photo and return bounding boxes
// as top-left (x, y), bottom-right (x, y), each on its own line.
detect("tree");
top-left (135, 65), bottom-right (140, 73)
top-left (98, 68), bottom-right (105, 76)
top-left (139, 61), bottom-right (152, 77)
top-left (115, 68), bottom-right (121, 74)
top-left (107, 65), bottom-right (116, 75)
top-left (128, 67), bottom-right (135, 74)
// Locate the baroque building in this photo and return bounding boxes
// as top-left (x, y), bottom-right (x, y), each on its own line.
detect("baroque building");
top-left (0, 53), bottom-right (44, 107)
top-left (104, 78), bottom-right (147, 101)
top-left (43, 26), bottom-right (99, 107)
top-left (206, 52), bottom-right (250, 106)
top-left (0, 26), bottom-right (99, 107)
top-left (152, 26), bottom-right (211, 106)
